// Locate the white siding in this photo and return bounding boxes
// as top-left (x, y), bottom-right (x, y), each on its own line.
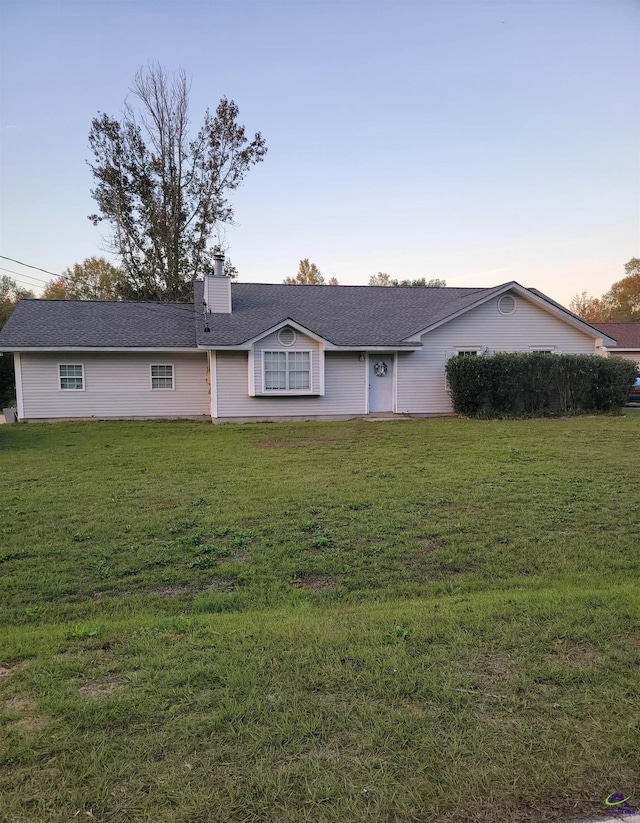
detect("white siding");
top-left (215, 351), bottom-right (366, 419)
top-left (397, 293), bottom-right (599, 415)
top-left (204, 276), bottom-right (231, 313)
top-left (252, 329), bottom-right (322, 395)
top-left (20, 352), bottom-right (210, 419)
top-left (608, 351), bottom-right (640, 364)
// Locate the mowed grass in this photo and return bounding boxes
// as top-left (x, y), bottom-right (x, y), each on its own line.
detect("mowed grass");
top-left (0, 415), bottom-right (639, 822)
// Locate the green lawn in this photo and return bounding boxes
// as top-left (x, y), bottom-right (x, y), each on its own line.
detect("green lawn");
top-left (1, 415), bottom-right (639, 822)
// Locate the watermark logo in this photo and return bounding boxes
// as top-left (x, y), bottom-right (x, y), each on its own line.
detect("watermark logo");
top-left (605, 792), bottom-right (637, 816)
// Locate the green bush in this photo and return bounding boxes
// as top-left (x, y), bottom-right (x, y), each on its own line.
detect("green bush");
top-left (446, 353), bottom-right (636, 418)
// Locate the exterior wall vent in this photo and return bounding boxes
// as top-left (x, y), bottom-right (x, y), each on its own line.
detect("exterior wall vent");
top-left (278, 327), bottom-right (296, 346)
top-left (498, 295), bottom-right (517, 315)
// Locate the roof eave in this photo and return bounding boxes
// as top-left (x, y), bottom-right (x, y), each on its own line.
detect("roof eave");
top-left (197, 343), bottom-right (423, 352)
top-left (0, 346), bottom-right (200, 353)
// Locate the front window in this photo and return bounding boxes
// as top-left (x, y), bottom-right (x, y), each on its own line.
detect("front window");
top-left (59, 364), bottom-right (84, 390)
top-left (264, 351), bottom-right (310, 391)
top-left (151, 364), bottom-right (174, 389)
top-left (457, 350), bottom-right (478, 358)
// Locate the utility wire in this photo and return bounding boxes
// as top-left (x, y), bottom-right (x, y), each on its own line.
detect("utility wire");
top-left (0, 256), bottom-right (118, 294)
top-left (0, 266), bottom-right (50, 285)
top-left (1, 277), bottom-right (37, 291)
top-left (3, 277), bottom-right (40, 292)
top-left (0, 255), bottom-right (60, 279)
top-left (1, 255), bottom-right (201, 314)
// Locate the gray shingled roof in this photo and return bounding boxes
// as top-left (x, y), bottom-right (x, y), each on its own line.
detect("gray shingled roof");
top-left (1, 280), bottom-right (585, 351)
top-left (194, 281), bottom-right (497, 346)
top-left (0, 299), bottom-right (197, 348)
top-left (0, 282), bottom-right (501, 350)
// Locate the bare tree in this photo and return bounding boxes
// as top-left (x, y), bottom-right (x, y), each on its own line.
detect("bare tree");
top-left (88, 65), bottom-right (266, 301)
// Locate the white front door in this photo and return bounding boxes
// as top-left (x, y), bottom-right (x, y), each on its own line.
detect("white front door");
top-left (368, 354), bottom-right (394, 412)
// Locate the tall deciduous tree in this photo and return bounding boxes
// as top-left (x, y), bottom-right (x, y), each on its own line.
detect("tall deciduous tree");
top-left (0, 275), bottom-right (32, 327)
top-left (284, 259), bottom-right (338, 285)
top-left (88, 65), bottom-right (266, 301)
top-left (369, 272), bottom-right (446, 287)
top-left (606, 258), bottom-right (640, 321)
top-left (0, 276), bottom-right (33, 406)
top-left (223, 257), bottom-right (239, 280)
top-left (568, 291), bottom-right (606, 322)
top-left (570, 258), bottom-right (640, 322)
top-left (43, 257), bottom-right (124, 300)
top-left (369, 272), bottom-right (395, 286)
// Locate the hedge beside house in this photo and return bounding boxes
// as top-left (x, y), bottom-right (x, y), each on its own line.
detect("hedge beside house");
top-left (446, 353), bottom-right (637, 418)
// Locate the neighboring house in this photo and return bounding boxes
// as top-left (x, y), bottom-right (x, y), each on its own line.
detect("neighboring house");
top-left (0, 263), bottom-right (616, 423)
top-left (593, 323), bottom-right (640, 369)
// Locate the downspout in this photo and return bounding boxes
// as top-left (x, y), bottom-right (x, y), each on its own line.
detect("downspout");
top-left (209, 351), bottom-right (218, 420)
top-left (14, 353), bottom-right (24, 420)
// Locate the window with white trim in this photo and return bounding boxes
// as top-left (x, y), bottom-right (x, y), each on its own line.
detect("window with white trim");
top-left (457, 350), bottom-right (478, 357)
top-left (264, 351), bottom-right (311, 391)
top-left (59, 364), bottom-right (84, 390)
top-left (530, 347), bottom-right (554, 354)
top-left (151, 364), bottom-right (174, 390)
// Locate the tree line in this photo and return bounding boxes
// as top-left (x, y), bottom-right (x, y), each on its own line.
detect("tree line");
top-left (282, 260), bottom-right (446, 287)
top-left (570, 259), bottom-right (640, 323)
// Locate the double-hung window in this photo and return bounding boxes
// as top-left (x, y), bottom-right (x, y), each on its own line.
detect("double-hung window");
top-left (59, 364), bottom-right (84, 390)
top-left (151, 364), bottom-right (174, 390)
top-left (264, 351), bottom-right (311, 392)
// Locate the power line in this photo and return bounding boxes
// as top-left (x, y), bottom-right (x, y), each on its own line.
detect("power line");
top-left (0, 255), bottom-right (201, 311)
top-left (0, 255), bottom-right (60, 279)
top-left (5, 278), bottom-right (40, 292)
top-left (0, 266), bottom-right (49, 285)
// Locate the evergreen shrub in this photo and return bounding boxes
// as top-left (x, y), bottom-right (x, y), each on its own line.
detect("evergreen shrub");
top-left (446, 353), bottom-right (636, 418)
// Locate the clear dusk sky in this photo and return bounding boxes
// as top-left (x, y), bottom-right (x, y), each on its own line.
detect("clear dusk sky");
top-left (1, 0), bottom-right (638, 306)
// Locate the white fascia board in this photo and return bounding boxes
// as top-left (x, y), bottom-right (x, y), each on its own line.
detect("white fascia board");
top-left (197, 343), bottom-right (251, 350)
top-left (324, 344), bottom-right (423, 352)
top-left (603, 346), bottom-right (639, 352)
top-left (0, 346), bottom-right (202, 353)
top-left (404, 282), bottom-right (610, 343)
top-left (198, 343), bottom-right (423, 352)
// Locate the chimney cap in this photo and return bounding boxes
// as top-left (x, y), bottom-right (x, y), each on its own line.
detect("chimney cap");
top-left (212, 247), bottom-right (225, 277)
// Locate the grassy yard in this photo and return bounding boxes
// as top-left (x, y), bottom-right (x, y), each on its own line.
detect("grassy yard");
top-left (1, 415), bottom-right (638, 822)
